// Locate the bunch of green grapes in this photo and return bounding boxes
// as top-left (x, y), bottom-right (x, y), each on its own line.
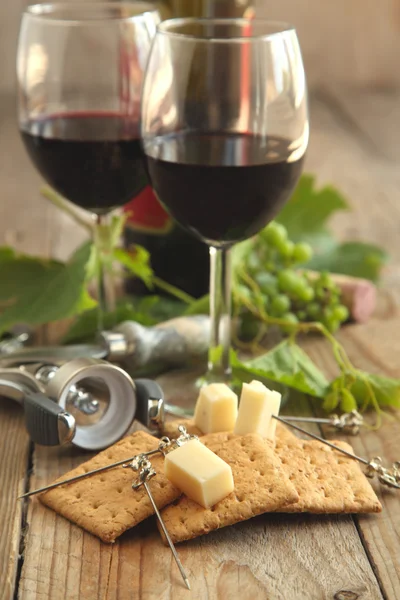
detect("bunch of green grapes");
top-left (238, 221), bottom-right (349, 339)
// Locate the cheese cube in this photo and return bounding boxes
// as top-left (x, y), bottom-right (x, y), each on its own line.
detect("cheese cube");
top-left (233, 380), bottom-right (281, 441)
top-left (194, 383), bottom-right (238, 434)
top-left (164, 439), bottom-right (234, 508)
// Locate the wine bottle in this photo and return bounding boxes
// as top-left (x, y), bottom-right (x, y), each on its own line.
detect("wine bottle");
top-left (124, 0), bottom-right (256, 299)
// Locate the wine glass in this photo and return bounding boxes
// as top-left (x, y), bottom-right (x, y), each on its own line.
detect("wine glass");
top-left (142, 18), bottom-right (309, 396)
top-left (17, 2), bottom-right (160, 326)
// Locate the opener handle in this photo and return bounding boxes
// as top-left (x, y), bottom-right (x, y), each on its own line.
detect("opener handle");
top-left (134, 379), bottom-right (164, 433)
top-left (24, 393), bottom-right (75, 446)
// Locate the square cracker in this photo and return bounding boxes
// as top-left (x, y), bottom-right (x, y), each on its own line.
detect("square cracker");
top-left (274, 436), bottom-right (382, 514)
top-left (39, 431), bottom-right (181, 543)
top-left (158, 432), bottom-right (299, 544)
top-left (163, 417), bottom-right (296, 443)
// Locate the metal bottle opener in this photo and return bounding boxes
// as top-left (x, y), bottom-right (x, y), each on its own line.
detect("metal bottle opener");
top-left (0, 357), bottom-right (164, 450)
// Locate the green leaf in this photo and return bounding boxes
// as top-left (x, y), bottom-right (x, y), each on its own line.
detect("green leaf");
top-left (348, 372), bottom-right (400, 409)
top-left (276, 175), bottom-right (349, 242)
top-left (184, 294), bottom-right (210, 316)
top-left (113, 246), bottom-right (153, 287)
top-left (306, 242), bottom-right (388, 282)
top-left (231, 341), bottom-right (329, 398)
top-left (0, 244), bottom-right (96, 335)
top-left (0, 247), bottom-right (16, 261)
top-left (322, 391), bottom-right (340, 412)
top-left (139, 295), bottom-right (185, 322)
top-left (339, 389), bottom-right (357, 412)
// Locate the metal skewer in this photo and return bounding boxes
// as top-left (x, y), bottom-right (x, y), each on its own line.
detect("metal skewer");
top-left (18, 436), bottom-right (174, 499)
top-left (17, 428), bottom-right (197, 500)
top-left (127, 455), bottom-right (191, 590)
top-left (283, 410), bottom-right (364, 435)
top-left (273, 414), bottom-right (400, 489)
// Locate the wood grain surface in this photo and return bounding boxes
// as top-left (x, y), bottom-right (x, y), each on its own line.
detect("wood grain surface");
top-left (1, 86), bottom-right (400, 599)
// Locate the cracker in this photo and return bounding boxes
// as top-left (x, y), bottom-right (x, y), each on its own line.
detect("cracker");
top-left (158, 432), bottom-right (299, 544)
top-left (163, 417), bottom-right (296, 442)
top-left (274, 436), bottom-right (382, 513)
top-left (39, 431), bottom-right (181, 543)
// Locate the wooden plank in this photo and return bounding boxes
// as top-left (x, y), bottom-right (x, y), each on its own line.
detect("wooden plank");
top-left (0, 401), bottom-right (30, 600)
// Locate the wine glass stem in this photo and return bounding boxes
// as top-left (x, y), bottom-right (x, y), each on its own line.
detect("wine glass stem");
top-left (93, 214), bottom-right (116, 329)
top-left (207, 246), bottom-right (232, 381)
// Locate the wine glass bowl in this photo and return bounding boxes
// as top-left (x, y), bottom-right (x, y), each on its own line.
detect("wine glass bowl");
top-left (142, 18), bottom-right (309, 386)
top-left (17, 2), bottom-right (160, 316)
top-left (142, 19), bottom-right (308, 247)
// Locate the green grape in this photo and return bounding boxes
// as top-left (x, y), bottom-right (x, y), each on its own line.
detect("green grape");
top-left (255, 272), bottom-right (278, 296)
top-left (297, 285), bottom-right (315, 303)
top-left (317, 271), bottom-right (336, 291)
top-left (246, 252), bottom-right (261, 274)
top-left (235, 284), bottom-right (252, 304)
top-left (265, 260), bottom-right (276, 273)
top-left (318, 271), bottom-right (331, 286)
top-left (292, 242), bottom-right (313, 264)
top-left (332, 304), bottom-right (349, 322)
top-left (270, 294), bottom-right (291, 315)
top-left (262, 221), bottom-right (287, 248)
top-left (297, 310), bottom-right (307, 321)
top-left (322, 312), bottom-right (340, 333)
top-left (277, 270), bottom-right (304, 294)
top-left (239, 314), bottom-right (260, 341)
top-left (329, 290), bottom-right (341, 303)
top-left (281, 312), bottom-right (299, 333)
top-left (278, 240), bottom-right (295, 258)
top-left (307, 302), bottom-right (320, 319)
top-left (278, 270), bottom-right (315, 302)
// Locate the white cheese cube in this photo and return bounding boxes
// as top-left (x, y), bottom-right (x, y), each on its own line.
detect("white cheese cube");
top-left (194, 383), bottom-right (238, 434)
top-left (164, 439), bottom-right (234, 508)
top-left (233, 380), bottom-right (281, 441)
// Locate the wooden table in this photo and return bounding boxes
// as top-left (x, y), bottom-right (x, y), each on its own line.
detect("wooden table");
top-left (1, 89), bottom-right (400, 600)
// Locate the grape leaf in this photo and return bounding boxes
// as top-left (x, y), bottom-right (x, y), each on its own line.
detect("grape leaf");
top-left (231, 341), bottom-right (329, 398)
top-left (276, 175), bottom-right (349, 242)
top-left (113, 246), bottom-right (153, 287)
top-left (349, 372), bottom-right (400, 409)
top-left (305, 242), bottom-right (388, 282)
top-left (0, 244), bottom-right (96, 335)
top-left (274, 175), bottom-right (387, 281)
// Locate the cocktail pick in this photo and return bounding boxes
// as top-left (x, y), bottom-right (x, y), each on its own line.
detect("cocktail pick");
top-left (18, 427), bottom-right (198, 499)
top-left (123, 454), bottom-right (191, 590)
top-left (273, 414), bottom-right (400, 489)
top-left (283, 410), bottom-right (364, 435)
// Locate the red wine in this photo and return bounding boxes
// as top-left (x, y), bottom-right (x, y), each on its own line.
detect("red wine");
top-left (145, 132), bottom-right (305, 246)
top-left (20, 113), bottom-right (148, 213)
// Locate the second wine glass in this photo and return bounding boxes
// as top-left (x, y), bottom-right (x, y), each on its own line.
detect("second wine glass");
top-left (17, 2), bottom-right (160, 325)
top-left (141, 18), bottom-right (309, 395)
